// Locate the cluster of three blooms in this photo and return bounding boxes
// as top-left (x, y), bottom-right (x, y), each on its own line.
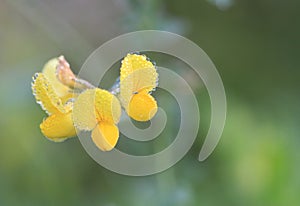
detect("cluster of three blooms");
top-left (31, 54), bottom-right (158, 151)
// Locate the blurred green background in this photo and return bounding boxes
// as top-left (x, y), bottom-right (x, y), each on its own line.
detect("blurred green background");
top-left (0, 0), bottom-right (299, 205)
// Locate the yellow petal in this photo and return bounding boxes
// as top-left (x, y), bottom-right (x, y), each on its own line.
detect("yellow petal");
top-left (42, 58), bottom-right (71, 98)
top-left (32, 73), bottom-right (68, 115)
top-left (40, 112), bottom-right (76, 142)
top-left (91, 122), bottom-right (119, 151)
top-left (94, 88), bottom-right (121, 124)
top-left (73, 88), bottom-right (121, 131)
top-left (73, 89), bottom-right (98, 131)
top-left (127, 92), bottom-right (158, 121)
top-left (120, 54), bottom-right (157, 85)
top-left (120, 67), bottom-right (158, 109)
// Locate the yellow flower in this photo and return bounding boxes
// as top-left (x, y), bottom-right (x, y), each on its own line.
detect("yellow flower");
top-left (32, 73), bottom-right (76, 142)
top-left (73, 88), bottom-right (121, 151)
top-left (32, 54), bottom-right (159, 151)
top-left (119, 54), bottom-right (158, 121)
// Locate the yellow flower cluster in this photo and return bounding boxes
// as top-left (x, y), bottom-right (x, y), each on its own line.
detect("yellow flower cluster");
top-left (32, 54), bottom-right (158, 151)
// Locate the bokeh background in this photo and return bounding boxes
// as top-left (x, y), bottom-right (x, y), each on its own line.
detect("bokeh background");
top-left (1, 0), bottom-right (299, 205)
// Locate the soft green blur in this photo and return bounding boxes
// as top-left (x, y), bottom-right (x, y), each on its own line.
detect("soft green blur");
top-left (0, 0), bottom-right (299, 205)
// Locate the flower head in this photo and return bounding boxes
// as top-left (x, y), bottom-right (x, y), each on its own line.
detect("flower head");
top-left (32, 72), bottom-right (76, 141)
top-left (73, 88), bottom-right (121, 151)
top-left (119, 54), bottom-right (158, 121)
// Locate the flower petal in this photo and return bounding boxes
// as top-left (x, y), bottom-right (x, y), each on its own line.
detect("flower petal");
top-left (73, 89), bottom-right (98, 131)
top-left (40, 112), bottom-right (76, 142)
top-left (127, 92), bottom-right (157, 121)
top-left (42, 58), bottom-right (72, 99)
top-left (120, 54), bottom-right (153, 80)
top-left (32, 73), bottom-right (68, 115)
top-left (120, 54), bottom-right (158, 92)
top-left (94, 88), bottom-right (121, 124)
top-left (91, 122), bottom-right (119, 151)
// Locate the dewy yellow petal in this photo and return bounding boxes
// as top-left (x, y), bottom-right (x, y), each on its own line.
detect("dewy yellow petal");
top-left (120, 54), bottom-right (157, 83)
top-left (32, 73), bottom-right (67, 115)
top-left (94, 88), bottom-right (121, 124)
top-left (42, 58), bottom-right (71, 98)
top-left (91, 122), bottom-right (119, 151)
top-left (40, 112), bottom-right (76, 142)
top-left (128, 92), bottom-right (158, 121)
top-left (73, 89), bottom-right (98, 131)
